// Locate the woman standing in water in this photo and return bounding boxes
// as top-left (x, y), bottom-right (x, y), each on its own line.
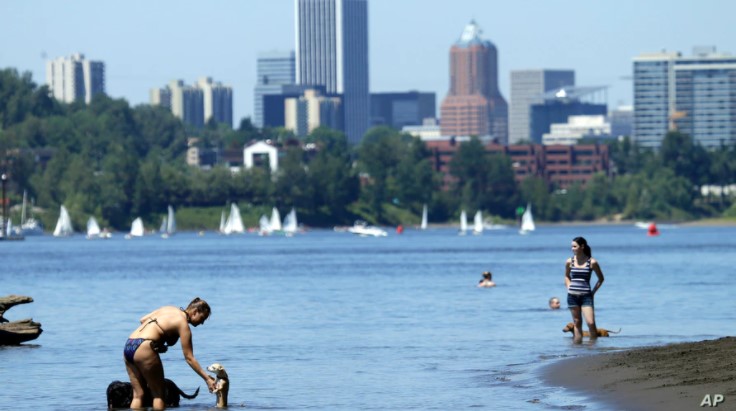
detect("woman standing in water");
top-left (124, 297), bottom-right (216, 409)
top-left (565, 237), bottom-right (605, 344)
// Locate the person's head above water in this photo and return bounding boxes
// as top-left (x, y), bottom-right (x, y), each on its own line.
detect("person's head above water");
top-left (549, 297), bottom-right (561, 309)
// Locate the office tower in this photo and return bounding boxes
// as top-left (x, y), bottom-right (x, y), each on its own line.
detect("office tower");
top-left (370, 92), bottom-right (436, 129)
top-left (45, 53), bottom-right (105, 104)
top-left (150, 87), bottom-right (172, 109)
top-left (633, 47), bottom-right (736, 148)
top-left (198, 77), bottom-right (233, 128)
top-left (440, 21), bottom-right (508, 143)
top-left (295, 0), bottom-right (369, 144)
top-left (254, 51), bottom-right (296, 128)
top-left (529, 86), bottom-right (607, 144)
top-left (609, 105), bottom-right (633, 138)
top-left (509, 70), bottom-right (575, 144)
top-left (285, 89), bottom-right (343, 137)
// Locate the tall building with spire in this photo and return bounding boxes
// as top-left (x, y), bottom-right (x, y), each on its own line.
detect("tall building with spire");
top-left (440, 21), bottom-right (508, 143)
top-left (295, 0), bottom-right (369, 144)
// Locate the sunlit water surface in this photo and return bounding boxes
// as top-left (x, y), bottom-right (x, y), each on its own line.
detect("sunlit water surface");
top-left (1, 225), bottom-right (735, 410)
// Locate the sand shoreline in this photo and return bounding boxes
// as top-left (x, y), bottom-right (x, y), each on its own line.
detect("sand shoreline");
top-left (541, 337), bottom-right (736, 411)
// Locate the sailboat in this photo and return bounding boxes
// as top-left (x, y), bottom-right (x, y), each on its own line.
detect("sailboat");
top-left (270, 207), bottom-right (282, 232)
top-left (519, 203), bottom-right (536, 235)
top-left (53, 205), bottom-right (74, 237)
top-left (219, 211), bottom-right (226, 234)
top-left (420, 204), bottom-right (428, 230)
top-left (86, 216), bottom-right (101, 239)
top-left (222, 203), bottom-right (245, 235)
top-left (125, 217), bottom-right (145, 239)
top-left (161, 205), bottom-right (176, 238)
top-left (282, 208), bottom-right (298, 236)
top-left (19, 190), bottom-right (43, 235)
top-left (473, 210), bottom-right (484, 235)
top-left (258, 214), bottom-right (271, 236)
top-left (459, 210), bottom-right (468, 235)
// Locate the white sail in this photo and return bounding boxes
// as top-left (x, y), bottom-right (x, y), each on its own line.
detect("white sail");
top-left (167, 205), bottom-right (176, 234)
top-left (20, 191), bottom-right (43, 235)
top-left (20, 190), bottom-right (27, 226)
top-left (270, 207), bottom-right (282, 231)
top-left (224, 203), bottom-right (245, 234)
top-left (459, 210), bottom-right (468, 235)
top-left (53, 205), bottom-right (74, 237)
top-left (283, 208), bottom-right (298, 235)
top-left (130, 217), bottom-right (145, 237)
top-left (219, 210), bottom-right (226, 233)
top-left (420, 204), bottom-right (428, 230)
top-left (258, 214), bottom-right (271, 235)
top-left (519, 203), bottom-right (536, 234)
top-left (159, 216), bottom-right (167, 233)
top-left (473, 210), bottom-right (483, 235)
top-left (86, 216), bottom-right (101, 238)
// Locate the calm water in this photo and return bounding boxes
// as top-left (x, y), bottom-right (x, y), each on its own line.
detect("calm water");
top-left (1, 225), bottom-right (735, 410)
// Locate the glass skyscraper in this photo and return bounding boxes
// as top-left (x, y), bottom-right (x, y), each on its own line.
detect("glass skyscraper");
top-left (295, 0), bottom-right (369, 144)
top-left (633, 47), bottom-right (736, 148)
top-left (509, 69), bottom-right (575, 144)
top-left (253, 51), bottom-right (296, 128)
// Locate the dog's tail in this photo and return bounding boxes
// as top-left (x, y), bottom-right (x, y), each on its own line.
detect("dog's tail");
top-left (178, 386), bottom-right (200, 399)
top-left (608, 328), bottom-right (622, 334)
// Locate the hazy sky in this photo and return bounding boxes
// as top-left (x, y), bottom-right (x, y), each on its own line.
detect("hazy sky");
top-left (3, 1), bottom-right (736, 126)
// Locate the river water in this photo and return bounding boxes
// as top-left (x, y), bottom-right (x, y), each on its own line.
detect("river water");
top-left (1, 224), bottom-right (735, 410)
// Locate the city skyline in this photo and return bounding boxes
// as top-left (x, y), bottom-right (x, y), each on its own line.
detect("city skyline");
top-left (2, 1), bottom-right (736, 128)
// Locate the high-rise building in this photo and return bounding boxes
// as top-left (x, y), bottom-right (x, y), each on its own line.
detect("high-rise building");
top-left (45, 53), bottom-right (105, 104)
top-left (370, 92), bottom-right (436, 129)
top-left (253, 51), bottom-right (296, 128)
top-left (198, 77), bottom-right (233, 127)
top-left (634, 47), bottom-right (736, 148)
top-left (151, 78), bottom-right (232, 128)
top-left (529, 86), bottom-right (608, 144)
top-left (509, 69), bottom-right (575, 144)
top-left (295, 0), bottom-right (369, 144)
top-left (440, 21), bottom-right (508, 143)
top-left (285, 89), bottom-right (343, 137)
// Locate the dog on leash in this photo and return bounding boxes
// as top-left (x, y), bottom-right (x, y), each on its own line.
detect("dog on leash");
top-left (562, 322), bottom-right (621, 337)
top-left (207, 363), bottom-right (230, 408)
top-left (106, 379), bottom-right (199, 409)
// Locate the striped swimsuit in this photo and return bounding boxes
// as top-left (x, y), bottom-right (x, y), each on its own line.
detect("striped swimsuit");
top-left (568, 256), bottom-right (592, 295)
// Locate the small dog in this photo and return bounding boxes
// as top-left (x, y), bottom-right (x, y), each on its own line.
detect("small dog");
top-left (562, 322), bottom-right (621, 337)
top-left (207, 363), bottom-right (230, 408)
top-left (106, 379), bottom-right (199, 409)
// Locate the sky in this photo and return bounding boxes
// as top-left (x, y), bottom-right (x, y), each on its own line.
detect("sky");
top-left (3, 0), bottom-right (736, 127)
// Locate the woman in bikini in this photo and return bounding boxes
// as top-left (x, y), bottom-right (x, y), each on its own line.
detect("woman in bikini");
top-left (565, 237), bottom-right (605, 344)
top-left (124, 297), bottom-right (216, 409)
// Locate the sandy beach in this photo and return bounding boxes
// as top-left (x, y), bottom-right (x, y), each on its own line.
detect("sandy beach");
top-left (543, 337), bottom-right (736, 411)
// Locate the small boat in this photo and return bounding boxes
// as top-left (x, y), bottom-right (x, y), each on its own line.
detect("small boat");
top-left (258, 214), bottom-right (271, 236)
top-left (161, 205), bottom-right (176, 238)
top-left (19, 190), bottom-right (43, 236)
top-left (86, 216), bottom-right (101, 239)
top-left (282, 208), bottom-right (298, 236)
top-left (473, 210), bottom-right (483, 235)
top-left (125, 217), bottom-right (145, 239)
top-left (519, 203), bottom-right (536, 235)
top-left (420, 204), bottom-right (428, 230)
top-left (53, 205), bottom-right (74, 237)
top-left (222, 203), bottom-right (245, 235)
top-left (459, 210), bottom-right (468, 235)
top-left (270, 207), bottom-right (282, 232)
top-left (348, 220), bottom-right (387, 237)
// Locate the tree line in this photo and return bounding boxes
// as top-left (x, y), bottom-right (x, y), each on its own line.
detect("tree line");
top-left (1, 68), bottom-right (735, 231)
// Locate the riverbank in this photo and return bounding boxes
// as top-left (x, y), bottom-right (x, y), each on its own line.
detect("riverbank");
top-left (542, 337), bottom-right (736, 411)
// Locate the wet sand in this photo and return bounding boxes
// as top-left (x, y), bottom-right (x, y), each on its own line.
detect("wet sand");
top-left (543, 337), bottom-right (736, 411)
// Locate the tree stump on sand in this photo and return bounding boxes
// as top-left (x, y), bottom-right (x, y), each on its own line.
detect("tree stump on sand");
top-left (0, 295), bottom-right (43, 345)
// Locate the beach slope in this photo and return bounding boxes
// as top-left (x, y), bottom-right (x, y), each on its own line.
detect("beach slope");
top-left (543, 337), bottom-right (736, 411)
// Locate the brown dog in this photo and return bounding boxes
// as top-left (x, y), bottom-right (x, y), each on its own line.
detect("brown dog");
top-left (562, 322), bottom-right (621, 337)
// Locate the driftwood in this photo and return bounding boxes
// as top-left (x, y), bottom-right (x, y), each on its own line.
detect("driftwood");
top-left (0, 295), bottom-right (43, 345)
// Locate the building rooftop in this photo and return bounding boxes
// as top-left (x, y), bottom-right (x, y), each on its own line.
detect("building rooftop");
top-left (454, 20), bottom-right (493, 48)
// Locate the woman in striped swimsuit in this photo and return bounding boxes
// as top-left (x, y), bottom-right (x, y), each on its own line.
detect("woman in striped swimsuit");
top-left (565, 237), bottom-right (605, 344)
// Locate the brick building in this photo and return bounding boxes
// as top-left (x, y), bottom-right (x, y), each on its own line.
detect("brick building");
top-left (425, 139), bottom-right (610, 189)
